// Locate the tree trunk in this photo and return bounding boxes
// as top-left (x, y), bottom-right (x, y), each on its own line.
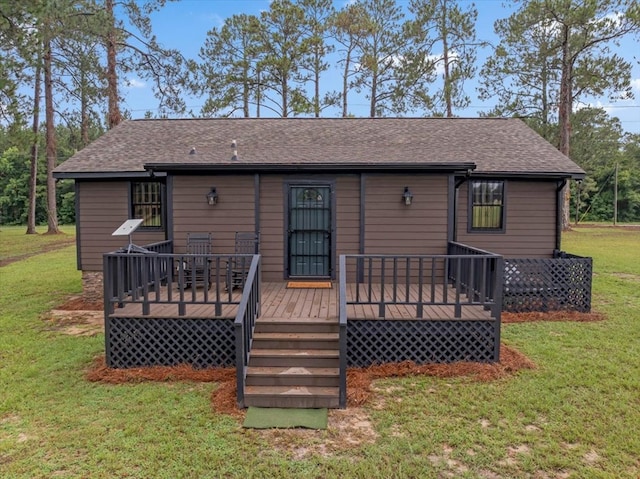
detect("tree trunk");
top-left (26, 60), bottom-right (42, 235)
top-left (282, 77), bottom-right (288, 117)
top-left (370, 72), bottom-right (377, 118)
top-left (314, 48), bottom-right (320, 118)
top-left (441, 0), bottom-right (453, 118)
top-left (342, 48), bottom-right (350, 117)
top-left (558, 25), bottom-right (573, 231)
top-left (106, 0), bottom-right (122, 129)
top-left (81, 69), bottom-right (89, 146)
top-left (44, 36), bottom-right (60, 234)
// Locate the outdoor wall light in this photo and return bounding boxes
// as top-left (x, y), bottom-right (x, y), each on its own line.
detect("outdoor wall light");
top-left (402, 186), bottom-right (413, 206)
top-left (206, 187), bottom-right (218, 206)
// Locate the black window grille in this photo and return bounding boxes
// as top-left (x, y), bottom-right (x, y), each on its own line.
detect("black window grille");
top-left (131, 181), bottom-right (164, 229)
top-left (470, 180), bottom-right (505, 231)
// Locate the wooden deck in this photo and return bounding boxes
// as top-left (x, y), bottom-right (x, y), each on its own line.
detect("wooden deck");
top-left (109, 281), bottom-right (495, 321)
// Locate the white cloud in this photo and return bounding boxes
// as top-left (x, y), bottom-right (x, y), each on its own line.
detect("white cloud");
top-left (575, 100), bottom-right (614, 114)
top-left (428, 51), bottom-right (460, 76)
top-left (124, 78), bottom-right (146, 89)
top-left (631, 78), bottom-right (640, 92)
top-left (202, 13), bottom-right (224, 28)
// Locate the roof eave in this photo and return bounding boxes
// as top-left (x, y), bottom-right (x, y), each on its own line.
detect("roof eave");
top-left (53, 171), bottom-right (163, 180)
top-left (468, 171), bottom-right (586, 180)
top-left (144, 162), bottom-right (477, 174)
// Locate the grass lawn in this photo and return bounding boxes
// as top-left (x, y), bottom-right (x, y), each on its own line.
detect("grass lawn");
top-left (0, 226), bottom-right (639, 478)
top-left (0, 225), bottom-right (76, 265)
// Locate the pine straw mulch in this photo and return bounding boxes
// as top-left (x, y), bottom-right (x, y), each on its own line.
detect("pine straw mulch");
top-left (81, 309), bottom-right (602, 416)
top-left (502, 310), bottom-right (605, 324)
top-left (85, 344), bottom-right (536, 417)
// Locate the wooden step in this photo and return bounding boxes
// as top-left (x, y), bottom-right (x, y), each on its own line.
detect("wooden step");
top-left (246, 366), bottom-right (339, 387)
top-left (251, 332), bottom-right (339, 350)
top-left (244, 385), bottom-right (339, 408)
top-left (254, 317), bottom-right (339, 334)
top-left (249, 348), bottom-right (339, 368)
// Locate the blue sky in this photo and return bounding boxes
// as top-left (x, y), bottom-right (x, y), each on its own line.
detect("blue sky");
top-left (119, 0), bottom-right (640, 134)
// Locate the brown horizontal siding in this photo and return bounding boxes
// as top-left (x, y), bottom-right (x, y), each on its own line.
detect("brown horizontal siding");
top-left (78, 181), bottom-right (165, 271)
top-left (364, 175), bottom-right (449, 256)
top-left (456, 180), bottom-right (557, 258)
top-left (335, 175), bottom-right (361, 258)
top-left (258, 175), bottom-right (285, 281)
top-left (172, 175), bottom-right (255, 254)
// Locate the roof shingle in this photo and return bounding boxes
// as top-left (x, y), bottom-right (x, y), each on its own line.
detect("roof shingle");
top-left (53, 117), bottom-right (584, 177)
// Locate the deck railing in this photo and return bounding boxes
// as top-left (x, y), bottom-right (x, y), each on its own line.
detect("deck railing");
top-left (447, 241), bottom-right (504, 319)
top-left (341, 251), bottom-right (503, 320)
top-left (338, 258), bottom-right (348, 409)
top-left (103, 249), bottom-right (257, 317)
top-left (339, 250), bottom-right (504, 373)
top-left (234, 255), bottom-right (261, 408)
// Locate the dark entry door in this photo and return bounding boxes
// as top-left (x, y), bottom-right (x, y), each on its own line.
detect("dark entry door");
top-left (288, 185), bottom-right (332, 277)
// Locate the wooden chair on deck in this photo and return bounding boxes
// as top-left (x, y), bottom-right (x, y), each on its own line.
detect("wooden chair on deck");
top-left (184, 233), bottom-right (213, 289)
top-left (227, 232), bottom-right (260, 291)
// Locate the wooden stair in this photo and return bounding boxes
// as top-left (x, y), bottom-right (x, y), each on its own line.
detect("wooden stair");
top-left (244, 318), bottom-right (340, 408)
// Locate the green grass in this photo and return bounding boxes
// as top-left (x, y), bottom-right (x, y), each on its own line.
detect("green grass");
top-left (1, 226), bottom-right (639, 478)
top-left (0, 225), bottom-right (76, 263)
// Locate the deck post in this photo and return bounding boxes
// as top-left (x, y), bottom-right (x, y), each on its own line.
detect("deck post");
top-left (493, 256), bottom-right (504, 361)
top-left (378, 258), bottom-right (386, 318)
top-left (338, 255), bottom-right (348, 408)
top-left (454, 258), bottom-right (462, 318)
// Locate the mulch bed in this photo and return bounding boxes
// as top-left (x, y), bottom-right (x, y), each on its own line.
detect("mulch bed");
top-left (502, 310), bottom-right (605, 323)
top-left (79, 304), bottom-right (602, 416)
top-left (85, 344), bottom-right (536, 416)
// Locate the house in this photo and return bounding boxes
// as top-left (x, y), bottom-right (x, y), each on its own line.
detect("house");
top-left (53, 117), bottom-right (591, 408)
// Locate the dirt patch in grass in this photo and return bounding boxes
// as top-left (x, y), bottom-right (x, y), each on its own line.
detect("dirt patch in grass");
top-left (57, 296), bottom-right (104, 311)
top-left (45, 309), bottom-right (104, 336)
top-left (248, 407), bottom-right (378, 459)
top-left (43, 297), bottom-right (105, 336)
top-left (502, 310), bottom-right (605, 324)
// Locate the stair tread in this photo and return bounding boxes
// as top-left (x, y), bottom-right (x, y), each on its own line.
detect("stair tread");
top-left (245, 385), bottom-right (339, 396)
top-left (253, 332), bottom-right (339, 340)
top-left (250, 348), bottom-right (339, 357)
top-left (247, 366), bottom-right (339, 376)
top-left (257, 317), bottom-right (339, 323)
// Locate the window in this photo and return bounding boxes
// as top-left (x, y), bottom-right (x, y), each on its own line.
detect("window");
top-left (469, 180), bottom-right (505, 232)
top-left (131, 181), bottom-right (164, 229)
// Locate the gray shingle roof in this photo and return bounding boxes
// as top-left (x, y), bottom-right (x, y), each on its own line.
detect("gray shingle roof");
top-left (53, 117), bottom-right (584, 177)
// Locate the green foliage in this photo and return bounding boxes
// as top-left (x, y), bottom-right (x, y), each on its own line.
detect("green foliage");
top-left (0, 121), bottom-right (96, 225)
top-left (569, 109), bottom-right (640, 222)
top-left (480, 0), bottom-right (639, 134)
top-left (407, 0), bottom-right (481, 117)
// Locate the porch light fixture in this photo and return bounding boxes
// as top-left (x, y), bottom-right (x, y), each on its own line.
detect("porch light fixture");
top-left (206, 187), bottom-right (218, 206)
top-left (402, 186), bottom-right (413, 206)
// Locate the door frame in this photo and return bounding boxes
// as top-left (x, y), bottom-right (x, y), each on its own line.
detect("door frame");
top-left (283, 179), bottom-right (336, 280)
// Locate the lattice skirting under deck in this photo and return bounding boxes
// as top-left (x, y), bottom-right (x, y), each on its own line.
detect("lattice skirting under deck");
top-left (347, 319), bottom-right (500, 367)
top-left (106, 317), bottom-right (236, 368)
top-left (503, 257), bottom-right (592, 313)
